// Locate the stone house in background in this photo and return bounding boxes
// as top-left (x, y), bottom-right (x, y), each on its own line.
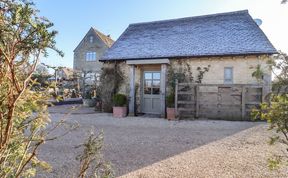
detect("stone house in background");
top-left (100, 10), bottom-right (277, 117)
top-left (73, 27), bottom-right (114, 85)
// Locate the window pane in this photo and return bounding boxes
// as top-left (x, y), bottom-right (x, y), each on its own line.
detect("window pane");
top-left (144, 73), bottom-right (152, 80)
top-left (89, 36), bottom-right (93, 43)
top-left (152, 88), bottom-right (160, 95)
top-left (144, 87), bottom-right (151, 94)
top-left (224, 67), bottom-right (233, 84)
top-left (86, 53), bottom-right (89, 60)
top-left (144, 80), bottom-right (152, 87)
top-left (153, 72), bottom-right (160, 79)
top-left (224, 69), bottom-right (232, 79)
top-left (86, 52), bottom-right (97, 61)
top-left (152, 80), bottom-right (160, 87)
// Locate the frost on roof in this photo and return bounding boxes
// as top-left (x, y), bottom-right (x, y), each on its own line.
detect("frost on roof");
top-left (101, 10), bottom-right (277, 61)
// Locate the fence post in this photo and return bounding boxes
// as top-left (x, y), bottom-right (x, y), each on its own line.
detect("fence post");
top-left (195, 85), bottom-right (199, 118)
top-left (241, 86), bottom-right (246, 120)
top-left (261, 85), bottom-right (265, 102)
top-left (175, 79), bottom-right (178, 117)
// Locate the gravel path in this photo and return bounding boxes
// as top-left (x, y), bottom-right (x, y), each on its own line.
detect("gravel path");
top-left (39, 105), bottom-right (259, 177)
top-left (121, 124), bottom-right (288, 178)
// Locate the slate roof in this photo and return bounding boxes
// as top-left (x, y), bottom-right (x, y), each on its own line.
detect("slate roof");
top-left (74, 27), bottom-right (114, 52)
top-left (101, 10), bottom-right (277, 61)
top-left (93, 28), bottom-right (114, 47)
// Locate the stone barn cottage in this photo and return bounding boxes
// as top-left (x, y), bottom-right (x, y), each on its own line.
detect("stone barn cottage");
top-left (100, 10), bottom-right (277, 118)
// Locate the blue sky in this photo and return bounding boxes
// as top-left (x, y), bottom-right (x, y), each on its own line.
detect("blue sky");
top-left (36, 0), bottom-right (288, 68)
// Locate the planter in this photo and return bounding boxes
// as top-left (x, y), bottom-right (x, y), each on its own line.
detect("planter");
top-left (113, 106), bottom-right (127, 118)
top-left (166, 107), bottom-right (176, 120)
top-left (82, 98), bottom-right (96, 107)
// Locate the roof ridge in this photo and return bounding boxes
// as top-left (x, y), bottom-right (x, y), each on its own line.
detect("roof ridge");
top-left (129, 10), bottom-right (249, 27)
top-left (74, 27), bottom-right (114, 51)
top-left (92, 27), bottom-right (114, 47)
top-left (92, 27), bottom-right (108, 38)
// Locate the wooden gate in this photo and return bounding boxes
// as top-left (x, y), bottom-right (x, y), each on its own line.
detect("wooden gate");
top-left (175, 80), bottom-right (264, 120)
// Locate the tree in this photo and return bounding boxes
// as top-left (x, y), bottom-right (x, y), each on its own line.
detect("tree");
top-left (282, 0), bottom-right (287, 4)
top-left (252, 52), bottom-right (288, 169)
top-left (0, 0), bottom-right (63, 177)
top-left (32, 64), bottom-right (51, 88)
top-left (251, 64), bottom-right (264, 83)
top-left (34, 63), bottom-right (49, 76)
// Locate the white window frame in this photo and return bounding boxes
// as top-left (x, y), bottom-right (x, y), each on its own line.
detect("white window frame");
top-left (224, 67), bottom-right (233, 84)
top-left (85, 52), bottom-right (97, 61)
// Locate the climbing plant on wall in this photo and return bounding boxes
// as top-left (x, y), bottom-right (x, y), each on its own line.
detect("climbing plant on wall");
top-left (98, 62), bottom-right (125, 112)
top-left (167, 60), bottom-right (210, 93)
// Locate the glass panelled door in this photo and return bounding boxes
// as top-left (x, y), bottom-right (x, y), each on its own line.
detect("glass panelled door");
top-left (142, 71), bottom-right (161, 114)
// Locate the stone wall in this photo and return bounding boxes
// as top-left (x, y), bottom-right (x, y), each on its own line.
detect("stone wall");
top-left (169, 55), bottom-right (272, 85)
top-left (73, 30), bottom-right (109, 73)
top-left (102, 55), bottom-right (272, 114)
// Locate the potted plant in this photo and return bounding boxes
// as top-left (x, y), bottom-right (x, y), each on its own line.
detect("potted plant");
top-left (113, 93), bottom-right (127, 118)
top-left (166, 93), bottom-right (176, 120)
top-left (82, 90), bottom-right (96, 107)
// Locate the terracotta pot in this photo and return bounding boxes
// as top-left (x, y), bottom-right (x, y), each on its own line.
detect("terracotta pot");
top-left (113, 106), bottom-right (127, 118)
top-left (166, 107), bottom-right (176, 120)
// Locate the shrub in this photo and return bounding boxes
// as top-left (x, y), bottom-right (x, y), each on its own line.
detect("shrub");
top-left (113, 94), bottom-right (127, 107)
top-left (252, 52), bottom-right (288, 169)
top-left (76, 131), bottom-right (114, 177)
top-left (99, 64), bottom-right (125, 112)
top-left (83, 90), bottom-right (92, 99)
top-left (166, 93), bottom-right (175, 108)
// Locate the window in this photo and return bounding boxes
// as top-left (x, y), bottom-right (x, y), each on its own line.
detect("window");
top-left (95, 73), bottom-right (100, 82)
top-left (224, 67), bottom-right (233, 84)
top-left (144, 72), bottom-right (160, 95)
top-left (89, 36), bottom-right (94, 43)
top-left (85, 52), bottom-right (96, 61)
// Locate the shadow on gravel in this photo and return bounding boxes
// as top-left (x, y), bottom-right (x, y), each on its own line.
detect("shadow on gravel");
top-left (39, 104), bottom-right (260, 177)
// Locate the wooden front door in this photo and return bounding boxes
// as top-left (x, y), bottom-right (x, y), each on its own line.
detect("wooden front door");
top-left (142, 71), bottom-right (161, 114)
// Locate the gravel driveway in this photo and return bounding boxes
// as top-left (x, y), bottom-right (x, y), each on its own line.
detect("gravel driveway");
top-left (121, 124), bottom-right (288, 178)
top-left (39, 105), bottom-right (259, 177)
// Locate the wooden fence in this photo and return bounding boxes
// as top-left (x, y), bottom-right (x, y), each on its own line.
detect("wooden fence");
top-left (175, 80), bottom-right (265, 120)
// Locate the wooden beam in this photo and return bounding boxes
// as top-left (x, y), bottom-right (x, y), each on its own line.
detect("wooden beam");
top-left (195, 85), bottom-right (199, 118)
top-left (175, 79), bottom-right (178, 118)
top-left (128, 65), bottom-right (135, 116)
top-left (241, 86), bottom-right (246, 120)
top-left (160, 64), bottom-right (167, 118)
top-left (262, 85), bottom-right (265, 102)
top-left (126, 59), bottom-right (170, 65)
